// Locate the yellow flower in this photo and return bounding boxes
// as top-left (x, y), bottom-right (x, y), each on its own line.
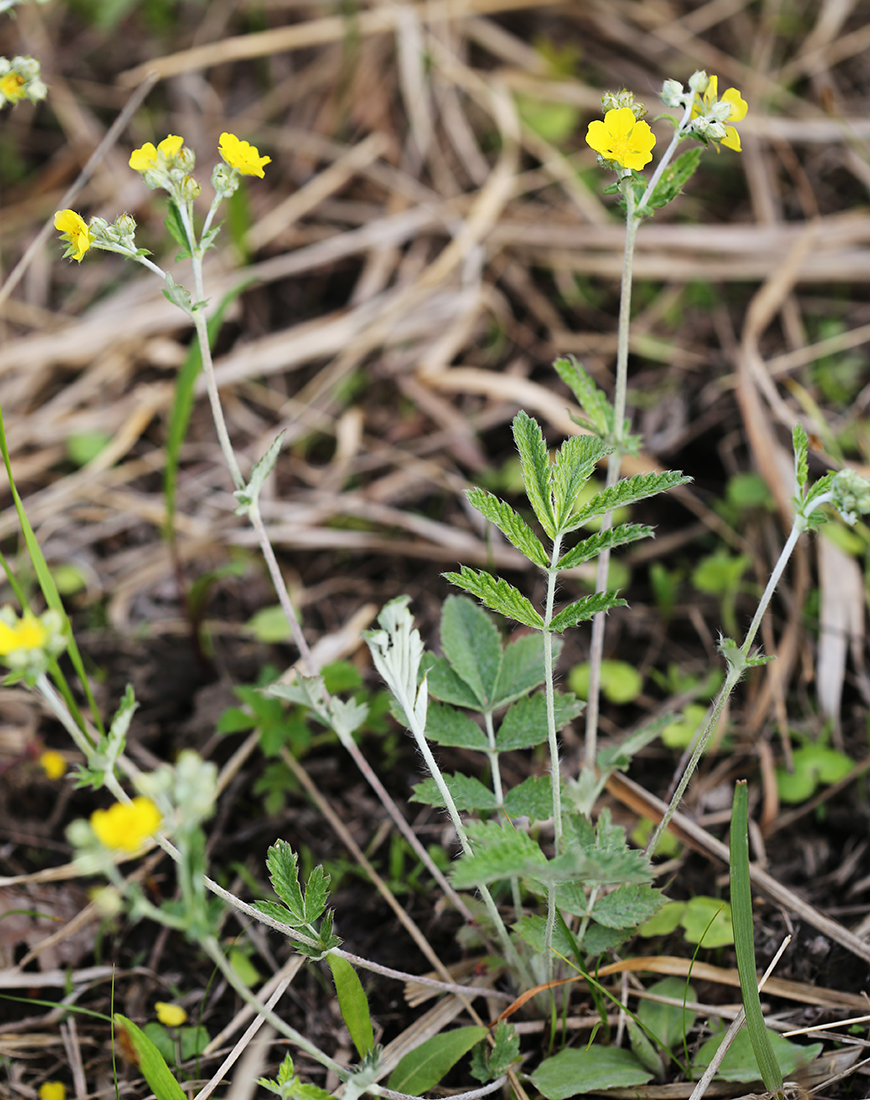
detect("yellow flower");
top-left (54, 210), bottom-right (93, 263)
top-left (0, 611), bottom-right (48, 655)
top-left (39, 1084), bottom-right (66, 1100)
top-left (698, 76), bottom-right (747, 152)
top-left (40, 750), bottom-right (67, 780)
top-left (0, 72), bottom-right (25, 104)
top-left (586, 107), bottom-right (656, 170)
top-left (90, 797), bottom-right (162, 852)
top-left (218, 132), bottom-right (271, 178)
top-left (155, 1002), bottom-right (188, 1027)
top-left (129, 134), bottom-right (184, 172)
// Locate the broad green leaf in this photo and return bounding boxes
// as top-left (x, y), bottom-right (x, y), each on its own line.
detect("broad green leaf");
top-left (693, 1027), bottom-right (821, 1084)
top-left (496, 691), bottom-right (584, 750)
top-left (637, 977), bottom-right (696, 1052)
top-left (490, 632), bottom-right (550, 710)
top-left (114, 1014), bottom-right (187, 1100)
top-left (680, 896), bottom-right (733, 947)
top-left (552, 435), bottom-right (611, 530)
top-left (466, 487), bottom-right (548, 568)
top-left (554, 356), bottom-right (612, 437)
top-left (569, 471), bottom-right (691, 530)
top-left (513, 914), bottom-right (575, 957)
top-left (443, 567), bottom-right (544, 630)
top-left (590, 883), bottom-right (664, 929)
top-left (410, 773), bottom-right (497, 812)
top-left (582, 922), bottom-right (632, 954)
top-left (550, 591), bottom-right (626, 633)
top-left (439, 595), bottom-right (501, 707)
top-left (423, 654), bottom-right (484, 710)
top-left (531, 1046), bottom-right (652, 1098)
top-left (512, 410), bottom-right (556, 538)
top-left (568, 659), bottom-right (643, 705)
top-left (692, 551), bottom-right (751, 596)
top-left (265, 840), bottom-right (305, 922)
top-left (776, 743), bottom-right (853, 804)
top-left (388, 1027), bottom-right (487, 1095)
top-left (503, 774), bottom-right (552, 821)
top-left (556, 523), bottom-right (653, 571)
top-left (327, 955), bottom-right (373, 1058)
top-left (547, 810), bottom-right (653, 886)
top-left (638, 900), bottom-right (686, 937)
top-left (450, 820), bottom-right (546, 888)
top-left (425, 702), bottom-right (489, 750)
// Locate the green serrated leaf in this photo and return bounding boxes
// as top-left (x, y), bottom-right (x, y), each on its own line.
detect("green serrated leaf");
top-left (793, 422), bottom-right (809, 495)
top-left (550, 591), bottom-right (627, 633)
top-left (425, 702), bottom-right (489, 750)
top-left (569, 471), bottom-right (691, 529)
top-left (488, 1020), bottom-right (521, 1076)
top-left (590, 883), bottom-right (664, 929)
top-left (531, 1046), bottom-right (653, 1099)
top-left (450, 820), bottom-right (546, 888)
top-left (556, 523), bottom-right (653, 571)
top-left (552, 435), bottom-right (612, 530)
top-left (234, 431), bottom-right (286, 515)
top-left (265, 840), bottom-right (305, 922)
top-left (647, 146), bottom-right (703, 209)
top-left (440, 595), bottom-right (501, 707)
top-left (302, 864), bottom-right (330, 924)
top-left (553, 356), bottom-right (612, 437)
top-left (513, 410), bottom-right (556, 538)
top-left (163, 201), bottom-right (190, 253)
top-left (466, 487), bottom-right (548, 567)
top-left (423, 654), bottom-right (484, 710)
top-left (496, 691), bottom-right (584, 750)
top-left (513, 914), bottom-right (575, 957)
top-left (503, 774), bottom-right (552, 821)
top-left (547, 809), bottom-right (653, 886)
top-left (490, 632), bottom-right (552, 710)
top-left (327, 955), bottom-right (373, 1058)
top-left (443, 567), bottom-right (544, 629)
top-left (410, 773), bottom-right (498, 812)
top-left (388, 1027), bottom-right (488, 1095)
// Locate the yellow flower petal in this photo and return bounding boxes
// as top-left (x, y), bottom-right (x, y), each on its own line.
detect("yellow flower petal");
top-left (0, 72), bottom-right (25, 103)
top-left (155, 1002), bottom-right (188, 1027)
top-left (129, 142), bottom-right (159, 172)
top-left (157, 134), bottom-right (184, 158)
top-left (90, 797), bottom-right (162, 852)
top-left (39, 1083), bottom-right (66, 1100)
top-left (218, 132), bottom-right (271, 178)
top-left (585, 107), bottom-right (655, 170)
top-left (53, 209), bottom-right (92, 262)
top-left (40, 750), bottom-right (67, 780)
top-left (0, 610), bottom-right (49, 655)
top-left (722, 87), bottom-right (748, 123)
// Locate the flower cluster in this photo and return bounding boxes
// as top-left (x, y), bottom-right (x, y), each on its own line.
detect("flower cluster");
top-left (662, 70), bottom-right (747, 151)
top-left (830, 468), bottom-right (870, 525)
top-left (54, 210), bottom-right (138, 263)
top-left (0, 606), bottom-right (66, 673)
top-left (586, 106), bottom-right (656, 171)
top-left (0, 55), bottom-right (46, 108)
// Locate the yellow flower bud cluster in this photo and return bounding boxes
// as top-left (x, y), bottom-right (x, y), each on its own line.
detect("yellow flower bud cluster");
top-left (0, 55), bottom-right (47, 108)
top-left (0, 606), bottom-right (66, 673)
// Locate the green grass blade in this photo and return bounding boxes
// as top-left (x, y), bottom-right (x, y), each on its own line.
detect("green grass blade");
top-left (113, 1014), bottom-right (187, 1100)
top-left (730, 780), bottom-right (783, 1097)
top-left (0, 401), bottom-right (101, 735)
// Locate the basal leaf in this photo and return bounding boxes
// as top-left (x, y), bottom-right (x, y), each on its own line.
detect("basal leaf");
top-left (513, 914), bottom-right (575, 957)
top-left (450, 820), bottom-right (546, 888)
top-left (512, 410), bottom-right (556, 538)
top-left (502, 774), bottom-right (552, 821)
top-left (531, 1047), bottom-right (652, 1099)
top-left (327, 955), bottom-right (373, 1058)
top-left (490, 632), bottom-right (552, 710)
top-left (388, 1027), bottom-right (488, 1096)
top-left (410, 773), bottom-right (498, 812)
top-left (693, 1028), bottom-right (821, 1084)
top-left (556, 523), bottom-right (653, 571)
top-left (425, 702), bottom-right (489, 750)
top-left (466, 487), bottom-right (548, 568)
top-left (552, 435), bottom-right (611, 531)
top-left (496, 691), bottom-right (584, 751)
top-left (590, 883), bottom-right (664, 930)
top-left (439, 595), bottom-right (501, 707)
top-left (114, 1015), bottom-right (187, 1100)
top-left (443, 567), bottom-right (544, 630)
top-left (637, 978), bottom-right (696, 1052)
top-left (550, 591), bottom-right (626, 633)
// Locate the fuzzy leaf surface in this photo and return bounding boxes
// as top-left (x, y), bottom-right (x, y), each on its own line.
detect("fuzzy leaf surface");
top-left (425, 702), bottom-right (489, 750)
top-left (556, 523), bottom-right (653, 571)
top-left (450, 820), bottom-right (546, 888)
top-left (410, 773), bottom-right (497, 812)
top-left (439, 595), bottom-right (501, 707)
top-left (496, 691), bottom-right (584, 750)
top-left (466, 488), bottom-right (548, 568)
top-left (265, 840), bottom-right (306, 922)
top-left (552, 435), bottom-right (611, 530)
top-left (541, 810), bottom-right (653, 886)
top-left (568, 472), bottom-right (691, 529)
top-left (550, 591), bottom-right (626, 633)
top-left (793, 422), bottom-right (809, 495)
top-left (554, 356), bottom-right (612, 437)
top-left (590, 883), bottom-right (664, 929)
top-left (423, 654), bottom-right (483, 710)
top-left (490, 633), bottom-right (552, 710)
top-left (443, 567), bottom-right (544, 629)
top-left (513, 410), bottom-right (555, 537)
top-left (647, 146), bottom-right (703, 209)
top-left (513, 914), bottom-right (575, 957)
top-left (503, 775), bottom-right (553, 821)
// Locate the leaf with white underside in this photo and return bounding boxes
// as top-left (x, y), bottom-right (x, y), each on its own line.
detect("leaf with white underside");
top-left (513, 410), bottom-right (556, 538)
top-left (496, 691), bottom-right (584, 750)
top-left (466, 487), bottom-right (548, 567)
top-left (443, 567), bottom-right (544, 630)
top-left (556, 524), bottom-right (653, 571)
top-left (550, 591), bottom-right (626, 633)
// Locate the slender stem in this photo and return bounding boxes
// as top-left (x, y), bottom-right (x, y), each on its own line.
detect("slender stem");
top-left (542, 533), bottom-right (563, 979)
top-left (636, 98), bottom-right (694, 217)
top-left (36, 673), bottom-right (94, 760)
top-left (201, 935), bottom-right (345, 1078)
top-left (583, 180), bottom-right (638, 772)
top-left (740, 521), bottom-right (802, 657)
top-left (483, 710), bottom-right (504, 806)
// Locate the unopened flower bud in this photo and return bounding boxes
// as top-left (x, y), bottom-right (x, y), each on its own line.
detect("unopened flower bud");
top-left (688, 70), bottom-right (710, 95)
top-left (180, 175), bottom-right (201, 202)
top-left (141, 169), bottom-right (164, 191)
top-left (211, 163), bottom-right (239, 197)
top-left (176, 146), bottom-right (196, 173)
top-left (115, 213), bottom-right (136, 238)
top-left (660, 79), bottom-right (685, 108)
top-left (601, 88), bottom-right (646, 120)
